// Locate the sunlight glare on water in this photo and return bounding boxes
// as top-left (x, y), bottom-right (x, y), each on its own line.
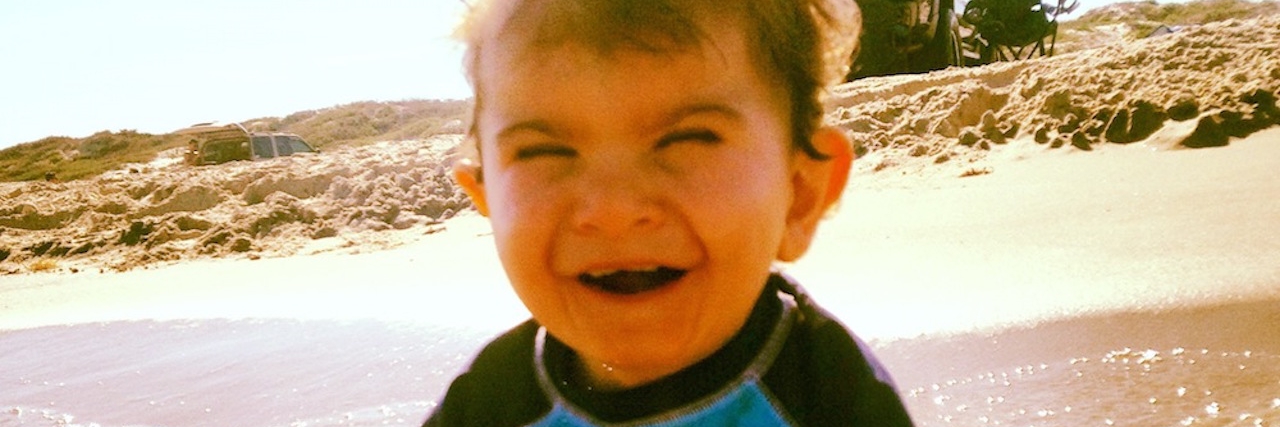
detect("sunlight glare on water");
top-left (903, 347), bottom-right (1280, 427)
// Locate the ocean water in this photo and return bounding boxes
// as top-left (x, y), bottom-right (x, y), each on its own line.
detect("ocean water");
top-left (880, 297), bottom-right (1280, 427)
top-left (903, 346), bottom-right (1280, 426)
top-left (0, 319), bottom-right (490, 427)
top-left (1, 304), bottom-right (1277, 427)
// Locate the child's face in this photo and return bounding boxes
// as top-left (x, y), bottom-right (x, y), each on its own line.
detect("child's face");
top-left (459, 17), bottom-right (846, 388)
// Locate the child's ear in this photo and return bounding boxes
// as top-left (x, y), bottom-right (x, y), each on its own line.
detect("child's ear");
top-left (777, 127), bottom-right (854, 262)
top-left (453, 158), bottom-right (491, 217)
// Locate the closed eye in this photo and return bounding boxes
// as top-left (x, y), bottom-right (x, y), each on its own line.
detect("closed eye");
top-left (515, 144), bottom-right (577, 160)
top-left (657, 129), bottom-right (722, 149)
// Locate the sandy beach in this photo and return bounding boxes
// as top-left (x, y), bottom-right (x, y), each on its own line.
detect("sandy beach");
top-left (3, 15), bottom-right (1280, 427)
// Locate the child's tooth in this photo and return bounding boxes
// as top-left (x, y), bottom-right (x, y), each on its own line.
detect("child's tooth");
top-left (586, 267), bottom-right (665, 277)
top-left (586, 270), bottom-right (618, 278)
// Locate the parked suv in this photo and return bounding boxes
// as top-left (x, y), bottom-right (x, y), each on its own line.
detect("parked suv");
top-left (848, 0), bottom-right (963, 79)
top-left (175, 122), bottom-right (317, 166)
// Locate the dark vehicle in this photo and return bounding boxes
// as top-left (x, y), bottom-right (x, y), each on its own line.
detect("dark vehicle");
top-left (848, 0), bottom-right (964, 79)
top-left (175, 122), bottom-right (317, 166)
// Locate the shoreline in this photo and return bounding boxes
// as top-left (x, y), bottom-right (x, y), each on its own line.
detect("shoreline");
top-left (877, 293), bottom-right (1280, 387)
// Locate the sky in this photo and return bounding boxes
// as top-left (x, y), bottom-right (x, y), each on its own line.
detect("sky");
top-left (0, 0), bottom-right (1122, 150)
top-left (0, 0), bottom-right (472, 149)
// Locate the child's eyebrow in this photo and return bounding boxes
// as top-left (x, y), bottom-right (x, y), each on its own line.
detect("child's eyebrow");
top-left (496, 119), bottom-right (556, 142)
top-left (662, 102), bottom-right (744, 126)
top-left (493, 102), bottom-right (743, 146)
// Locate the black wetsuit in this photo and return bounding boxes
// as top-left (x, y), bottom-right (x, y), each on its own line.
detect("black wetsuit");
top-left (424, 273), bottom-right (916, 426)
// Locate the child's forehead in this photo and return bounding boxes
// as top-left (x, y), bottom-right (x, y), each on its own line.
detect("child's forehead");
top-left (472, 1), bottom-right (743, 61)
top-left (478, 33), bottom-right (781, 139)
top-left (476, 21), bottom-right (787, 128)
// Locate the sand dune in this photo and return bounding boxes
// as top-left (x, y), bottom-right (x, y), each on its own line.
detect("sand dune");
top-left (1, 136), bottom-right (471, 273)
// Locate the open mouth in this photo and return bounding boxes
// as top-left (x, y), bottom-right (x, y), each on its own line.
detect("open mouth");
top-left (578, 267), bottom-right (688, 295)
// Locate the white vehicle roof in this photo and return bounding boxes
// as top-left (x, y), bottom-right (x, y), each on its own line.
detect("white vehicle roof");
top-left (173, 122), bottom-right (249, 136)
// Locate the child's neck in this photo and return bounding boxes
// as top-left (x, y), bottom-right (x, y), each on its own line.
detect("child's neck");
top-left (577, 355), bottom-right (695, 391)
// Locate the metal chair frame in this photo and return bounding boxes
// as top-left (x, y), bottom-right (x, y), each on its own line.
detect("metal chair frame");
top-left (962, 0), bottom-right (1078, 63)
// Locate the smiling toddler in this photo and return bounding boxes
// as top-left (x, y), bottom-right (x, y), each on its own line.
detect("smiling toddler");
top-left (425, 1), bottom-right (914, 425)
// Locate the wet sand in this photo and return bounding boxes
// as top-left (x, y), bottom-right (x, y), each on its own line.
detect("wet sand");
top-left (0, 319), bottom-right (482, 427)
top-left (881, 296), bottom-right (1280, 386)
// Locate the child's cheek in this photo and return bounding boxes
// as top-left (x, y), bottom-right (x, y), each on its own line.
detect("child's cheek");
top-left (487, 168), bottom-right (569, 249)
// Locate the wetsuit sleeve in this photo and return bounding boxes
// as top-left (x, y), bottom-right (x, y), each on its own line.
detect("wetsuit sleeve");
top-left (763, 306), bottom-right (915, 427)
top-left (422, 320), bottom-right (550, 427)
top-left (810, 320), bottom-right (914, 426)
top-left (423, 371), bottom-right (480, 427)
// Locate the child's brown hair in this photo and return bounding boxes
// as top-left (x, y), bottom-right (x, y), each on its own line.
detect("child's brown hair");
top-left (455, 0), bottom-right (860, 166)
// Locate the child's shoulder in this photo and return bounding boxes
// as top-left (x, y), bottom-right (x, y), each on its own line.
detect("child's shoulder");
top-left (424, 320), bottom-right (549, 427)
top-left (764, 273), bottom-right (916, 426)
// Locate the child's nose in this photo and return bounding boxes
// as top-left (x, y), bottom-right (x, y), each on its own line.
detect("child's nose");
top-left (571, 168), bottom-right (664, 237)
